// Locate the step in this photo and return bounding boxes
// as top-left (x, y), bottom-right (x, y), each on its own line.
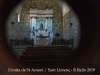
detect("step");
top-left (22, 59), bottom-right (70, 67)
top-left (26, 48), bottom-right (71, 50)
top-left (20, 54), bottom-right (71, 60)
top-left (27, 46), bottom-right (69, 49)
top-left (26, 48), bottom-right (72, 51)
top-left (23, 51), bottom-right (73, 55)
top-left (26, 47), bottom-right (70, 49)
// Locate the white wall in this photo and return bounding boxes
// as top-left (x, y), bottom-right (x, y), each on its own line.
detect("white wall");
top-left (55, 0), bottom-right (71, 16)
top-left (14, 0), bottom-right (26, 15)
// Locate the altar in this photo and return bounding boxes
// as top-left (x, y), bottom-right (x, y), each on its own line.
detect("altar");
top-left (29, 8), bottom-right (53, 46)
top-left (36, 36), bottom-right (49, 46)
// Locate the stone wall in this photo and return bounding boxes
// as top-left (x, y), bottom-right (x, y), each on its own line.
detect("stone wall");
top-left (6, 10), bottom-right (30, 43)
top-left (6, 10), bottom-right (20, 44)
top-left (63, 10), bottom-right (80, 49)
top-left (20, 0), bottom-right (63, 38)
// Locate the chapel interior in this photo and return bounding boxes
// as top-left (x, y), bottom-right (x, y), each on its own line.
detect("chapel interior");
top-left (6, 0), bottom-right (80, 68)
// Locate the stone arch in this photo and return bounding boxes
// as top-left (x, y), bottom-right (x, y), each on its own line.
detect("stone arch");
top-left (20, 0), bottom-right (63, 37)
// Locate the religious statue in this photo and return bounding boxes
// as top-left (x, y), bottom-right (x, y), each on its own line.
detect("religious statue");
top-left (36, 23), bottom-right (44, 36)
top-left (40, 23), bottom-right (43, 29)
top-left (36, 23), bottom-right (49, 36)
top-left (32, 26), bottom-right (35, 35)
top-left (39, 23), bottom-right (44, 36)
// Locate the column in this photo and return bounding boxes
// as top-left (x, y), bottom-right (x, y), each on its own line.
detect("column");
top-left (32, 17), bottom-right (36, 30)
top-left (47, 17), bottom-right (50, 30)
top-left (50, 17), bottom-right (53, 43)
top-left (45, 17), bottom-right (48, 29)
top-left (30, 17), bottom-right (33, 39)
top-left (36, 17), bottom-right (37, 29)
top-left (32, 17), bottom-right (37, 45)
top-left (36, 17), bottom-right (39, 29)
top-left (35, 17), bottom-right (37, 37)
top-left (50, 17), bottom-right (52, 31)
